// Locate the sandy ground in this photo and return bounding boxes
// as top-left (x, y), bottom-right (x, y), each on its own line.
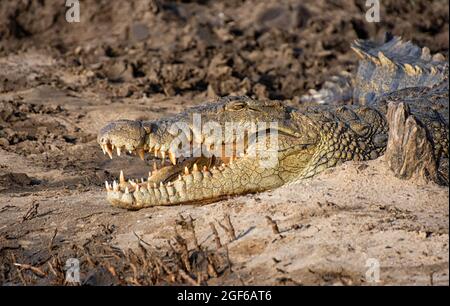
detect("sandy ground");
top-left (0, 90), bottom-right (448, 285)
top-left (0, 0), bottom-right (448, 285)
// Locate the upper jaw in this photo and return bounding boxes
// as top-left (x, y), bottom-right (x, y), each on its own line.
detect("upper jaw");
top-left (97, 119), bottom-right (304, 209)
top-left (97, 118), bottom-right (185, 164)
top-left (97, 119), bottom-right (147, 159)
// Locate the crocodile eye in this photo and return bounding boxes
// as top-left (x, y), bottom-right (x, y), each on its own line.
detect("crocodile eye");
top-left (226, 101), bottom-right (247, 111)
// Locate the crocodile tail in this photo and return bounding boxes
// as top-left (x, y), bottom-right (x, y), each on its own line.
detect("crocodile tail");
top-left (351, 36), bottom-right (448, 105)
top-left (300, 70), bottom-right (353, 105)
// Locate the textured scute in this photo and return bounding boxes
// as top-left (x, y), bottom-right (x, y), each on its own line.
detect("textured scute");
top-left (353, 36), bottom-right (444, 67)
top-left (302, 36), bottom-right (448, 106)
top-left (352, 36), bottom-right (448, 105)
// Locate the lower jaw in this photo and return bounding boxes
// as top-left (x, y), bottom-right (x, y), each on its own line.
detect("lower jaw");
top-left (104, 155), bottom-right (242, 209)
top-left (108, 192), bottom-right (235, 209)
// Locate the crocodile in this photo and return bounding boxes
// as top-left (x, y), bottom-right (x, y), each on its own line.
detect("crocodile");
top-left (98, 36), bottom-right (449, 210)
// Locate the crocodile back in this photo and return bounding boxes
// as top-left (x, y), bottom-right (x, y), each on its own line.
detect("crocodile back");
top-left (352, 36), bottom-right (448, 106)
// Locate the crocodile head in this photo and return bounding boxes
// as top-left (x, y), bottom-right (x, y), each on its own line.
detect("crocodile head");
top-left (97, 96), bottom-right (321, 209)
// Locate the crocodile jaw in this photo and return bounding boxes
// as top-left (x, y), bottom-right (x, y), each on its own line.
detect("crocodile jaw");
top-left (98, 125), bottom-right (297, 210)
top-left (98, 135), bottom-right (292, 210)
top-left (97, 97), bottom-right (316, 209)
top-left (104, 155), bottom-right (285, 210)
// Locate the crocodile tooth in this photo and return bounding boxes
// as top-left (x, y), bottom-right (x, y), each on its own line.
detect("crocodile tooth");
top-left (137, 148), bottom-right (145, 161)
top-left (178, 175), bottom-right (183, 181)
top-left (153, 161), bottom-right (158, 172)
top-left (160, 182), bottom-right (164, 187)
top-left (141, 178), bottom-right (145, 183)
top-left (168, 150), bottom-right (177, 165)
top-left (113, 180), bottom-right (119, 191)
top-left (154, 147), bottom-right (159, 157)
top-left (129, 180), bottom-right (138, 188)
top-left (135, 184), bottom-right (140, 191)
top-left (148, 171), bottom-right (152, 179)
top-left (184, 166), bottom-right (190, 175)
top-left (106, 145), bottom-right (113, 159)
top-left (120, 170), bottom-right (125, 184)
top-left (105, 181), bottom-right (111, 191)
top-left (161, 151), bottom-right (166, 165)
top-left (125, 187), bottom-right (129, 194)
top-left (129, 150), bottom-right (132, 154)
top-left (116, 147), bottom-right (121, 156)
top-left (101, 144), bottom-right (106, 155)
top-left (193, 163), bottom-right (199, 172)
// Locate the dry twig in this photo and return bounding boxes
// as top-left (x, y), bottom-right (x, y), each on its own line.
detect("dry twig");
top-left (187, 215), bottom-right (200, 250)
top-left (178, 268), bottom-right (198, 286)
top-left (48, 228), bottom-right (58, 251)
top-left (265, 216), bottom-right (280, 234)
top-left (209, 222), bottom-right (222, 249)
top-left (21, 202), bottom-right (39, 222)
top-left (11, 254), bottom-right (27, 285)
top-left (216, 214), bottom-right (236, 242)
top-left (13, 263), bottom-right (46, 277)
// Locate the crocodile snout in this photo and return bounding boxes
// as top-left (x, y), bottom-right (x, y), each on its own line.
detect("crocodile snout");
top-left (98, 120), bottom-right (146, 159)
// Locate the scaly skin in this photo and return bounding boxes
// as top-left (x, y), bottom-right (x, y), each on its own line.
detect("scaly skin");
top-left (301, 35), bottom-right (448, 105)
top-left (97, 38), bottom-right (449, 210)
